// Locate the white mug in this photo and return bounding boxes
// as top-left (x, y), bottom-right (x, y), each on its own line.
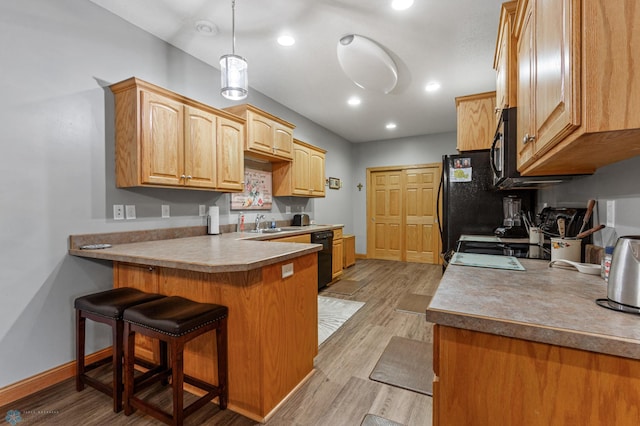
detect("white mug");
top-left (529, 227), bottom-right (542, 245)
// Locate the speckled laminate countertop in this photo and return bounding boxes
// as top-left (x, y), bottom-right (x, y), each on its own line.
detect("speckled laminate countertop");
top-left (426, 258), bottom-right (640, 360)
top-left (69, 224), bottom-right (343, 273)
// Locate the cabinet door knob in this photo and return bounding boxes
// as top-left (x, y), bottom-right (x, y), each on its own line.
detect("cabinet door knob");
top-left (522, 134), bottom-right (535, 144)
top-left (180, 174), bottom-right (186, 179)
top-left (186, 175), bottom-right (192, 180)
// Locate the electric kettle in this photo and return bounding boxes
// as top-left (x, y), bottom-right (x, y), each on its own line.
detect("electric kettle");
top-left (607, 236), bottom-right (640, 309)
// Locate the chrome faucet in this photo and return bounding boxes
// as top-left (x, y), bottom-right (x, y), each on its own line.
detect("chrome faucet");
top-left (255, 214), bottom-right (266, 232)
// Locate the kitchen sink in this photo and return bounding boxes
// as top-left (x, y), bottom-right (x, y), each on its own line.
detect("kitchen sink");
top-left (250, 228), bottom-right (283, 234)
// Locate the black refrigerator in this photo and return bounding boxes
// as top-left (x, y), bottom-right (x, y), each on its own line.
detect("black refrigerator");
top-left (438, 150), bottom-right (535, 257)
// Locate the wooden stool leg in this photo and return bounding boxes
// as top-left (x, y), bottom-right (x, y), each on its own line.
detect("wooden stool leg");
top-left (123, 322), bottom-right (136, 416)
top-left (217, 318), bottom-right (228, 410)
top-left (171, 340), bottom-right (185, 426)
top-left (75, 310), bottom-right (86, 392)
top-left (112, 319), bottom-right (124, 412)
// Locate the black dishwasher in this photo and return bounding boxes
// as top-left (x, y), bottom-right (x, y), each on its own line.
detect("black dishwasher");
top-left (311, 230), bottom-right (333, 290)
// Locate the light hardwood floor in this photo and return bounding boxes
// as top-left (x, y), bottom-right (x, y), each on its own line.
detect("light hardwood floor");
top-left (0, 259), bottom-right (441, 425)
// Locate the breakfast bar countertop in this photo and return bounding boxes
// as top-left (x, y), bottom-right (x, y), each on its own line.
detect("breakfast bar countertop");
top-left (67, 225), bottom-right (345, 273)
top-left (426, 259), bottom-right (640, 360)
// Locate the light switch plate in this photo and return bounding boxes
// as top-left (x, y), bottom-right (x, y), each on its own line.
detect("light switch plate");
top-left (199, 205), bottom-right (206, 216)
top-left (161, 205), bottom-right (170, 218)
top-left (606, 200), bottom-right (615, 228)
top-left (125, 205), bottom-right (136, 220)
top-left (282, 263), bottom-right (294, 278)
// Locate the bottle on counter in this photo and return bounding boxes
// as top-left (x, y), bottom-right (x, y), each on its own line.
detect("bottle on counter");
top-left (601, 246), bottom-right (614, 282)
top-left (270, 218), bottom-right (276, 229)
top-left (237, 212), bottom-right (245, 232)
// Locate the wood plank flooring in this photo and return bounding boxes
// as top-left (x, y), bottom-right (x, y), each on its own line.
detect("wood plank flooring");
top-left (0, 259), bottom-right (442, 425)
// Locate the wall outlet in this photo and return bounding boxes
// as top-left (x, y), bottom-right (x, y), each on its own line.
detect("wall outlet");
top-left (113, 204), bottom-right (124, 220)
top-left (199, 205), bottom-right (206, 216)
top-left (606, 200), bottom-right (615, 228)
top-left (285, 205), bottom-right (291, 214)
top-left (282, 263), bottom-right (294, 279)
top-left (161, 204), bottom-right (170, 218)
top-left (125, 205), bottom-right (136, 220)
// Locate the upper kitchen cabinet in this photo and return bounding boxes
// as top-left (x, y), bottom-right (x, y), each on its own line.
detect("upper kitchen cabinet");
top-left (493, 1), bottom-right (518, 120)
top-left (272, 139), bottom-right (326, 197)
top-left (455, 92), bottom-right (497, 151)
top-left (110, 78), bottom-right (245, 191)
top-left (224, 104), bottom-right (295, 162)
top-left (513, 0), bottom-right (640, 176)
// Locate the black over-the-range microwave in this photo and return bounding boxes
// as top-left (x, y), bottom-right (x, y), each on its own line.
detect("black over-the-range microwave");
top-left (490, 108), bottom-right (578, 189)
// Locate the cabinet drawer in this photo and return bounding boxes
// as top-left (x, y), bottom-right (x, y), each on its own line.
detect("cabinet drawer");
top-left (333, 228), bottom-right (343, 240)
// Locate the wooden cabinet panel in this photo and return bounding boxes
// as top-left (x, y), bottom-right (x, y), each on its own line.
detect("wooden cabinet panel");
top-left (343, 234), bottom-right (355, 268)
top-left (455, 92), bottom-right (497, 151)
top-left (140, 90), bottom-right (184, 186)
top-left (433, 325), bottom-right (640, 426)
top-left (224, 104), bottom-right (295, 162)
top-left (513, 0), bottom-right (640, 176)
top-left (332, 228), bottom-right (343, 280)
top-left (216, 116), bottom-right (244, 191)
top-left (269, 234), bottom-right (311, 244)
top-left (494, 2), bottom-right (518, 120)
top-left (111, 77), bottom-right (245, 191)
top-left (184, 105), bottom-right (216, 188)
top-left (273, 139), bottom-right (326, 197)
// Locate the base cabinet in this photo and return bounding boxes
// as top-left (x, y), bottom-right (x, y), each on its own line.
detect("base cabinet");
top-left (113, 254), bottom-right (318, 422)
top-left (343, 234), bottom-right (355, 268)
top-left (332, 228), bottom-right (343, 280)
top-left (433, 325), bottom-right (640, 425)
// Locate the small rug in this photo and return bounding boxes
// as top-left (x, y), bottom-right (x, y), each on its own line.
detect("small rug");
top-left (369, 336), bottom-right (433, 396)
top-left (361, 414), bottom-right (406, 426)
top-left (318, 296), bottom-right (365, 346)
top-left (324, 279), bottom-right (367, 296)
top-left (395, 293), bottom-right (432, 315)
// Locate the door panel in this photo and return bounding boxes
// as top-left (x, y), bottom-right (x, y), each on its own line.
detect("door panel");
top-left (370, 171), bottom-right (402, 261)
top-left (405, 168), bottom-right (439, 263)
top-left (184, 106), bottom-right (216, 188)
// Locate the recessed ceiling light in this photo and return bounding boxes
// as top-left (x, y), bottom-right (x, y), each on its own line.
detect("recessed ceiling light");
top-left (386, 123), bottom-right (397, 130)
top-left (347, 97), bottom-right (361, 106)
top-left (195, 20), bottom-right (218, 36)
top-left (277, 35), bottom-right (295, 46)
top-left (425, 81), bottom-right (441, 92)
top-left (391, 0), bottom-right (414, 11)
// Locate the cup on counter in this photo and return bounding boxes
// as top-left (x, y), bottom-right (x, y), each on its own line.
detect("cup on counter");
top-left (529, 227), bottom-right (543, 245)
top-left (551, 238), bottom-right (582, 262)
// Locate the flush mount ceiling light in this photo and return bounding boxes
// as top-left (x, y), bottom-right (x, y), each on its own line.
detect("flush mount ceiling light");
top-left (195, 20), bottom-right (218, 36)
top-left (277, 34), bottom-right (295, 46)
top-left (391, 0), bottom-right (414, 11)
top-left (220, 0), bottom-right (248, 100)
top-left (337, 34), bottom-right (398, 94)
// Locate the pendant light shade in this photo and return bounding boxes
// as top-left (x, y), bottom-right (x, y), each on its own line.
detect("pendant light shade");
top-left (220, 0), bottom-right (248, 100)
top-left (220, 54), bottom-right (248, 100)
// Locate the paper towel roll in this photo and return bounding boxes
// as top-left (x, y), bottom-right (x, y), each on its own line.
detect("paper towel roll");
top-left (207, 206), bottom-right (220, 235)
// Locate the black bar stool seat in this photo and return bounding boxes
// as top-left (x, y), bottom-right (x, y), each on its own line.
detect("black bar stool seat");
top-left (75, 287), bottom-right (165, 412)
top-left (123, 296), bottom-right (228, 426)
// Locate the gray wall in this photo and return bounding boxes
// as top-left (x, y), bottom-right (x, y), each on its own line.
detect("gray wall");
top-left (537, 155), bottom-right (640, 248)
top-left (0, 0), bottom-right (354, 387)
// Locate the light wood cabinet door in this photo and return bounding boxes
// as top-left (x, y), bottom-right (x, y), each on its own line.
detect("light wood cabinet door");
top-left (272, 139), bottom-right (326, 197)
top-left (332, 228), bottom-right (343, 280)
top-left (309, 149), bottom-right (326, 196)
top-left (216, 116), bottom-right (244, 191)
top-left (516, 0), bottom-right (536, 168)
top-left (246, 111), bottom-right (275, 156)
top-left (292, 145), bottom-right (311, 195)
top-left (273, 123), bottom-right (294, 160)
top-left (140, 90), bottom-right (184, 186)
top-left (455, 92), bottom-right (496, 151)
top-left (494, 1), bottom-right (517, 121)
top-left (532, 0), bottom-right (580, 155)
top-left (184, 105), bottom-right (217, 189)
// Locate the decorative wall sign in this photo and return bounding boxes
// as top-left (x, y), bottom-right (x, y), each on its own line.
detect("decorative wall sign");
top-left (328, 177), bottom-right (341, 189)
top-left (231, 167), bottom-right (272, 210)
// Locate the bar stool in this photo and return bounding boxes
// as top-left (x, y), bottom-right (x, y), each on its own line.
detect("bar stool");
top-left (122, 296), bottom-right (228, 426)
top-left (74, 287), bottom-right (165, 412)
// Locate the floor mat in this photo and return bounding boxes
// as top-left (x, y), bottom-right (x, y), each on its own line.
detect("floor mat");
top-left (369, 336), bottom-right (433, 396)
top-left (324, 279), bottom-right (367, 296)
top-left (318, 296), bottom-right (365, 346)
top-left (395, 293), bottom-right (432, 315)
top-left (361, 414), bottom-right (406, 426)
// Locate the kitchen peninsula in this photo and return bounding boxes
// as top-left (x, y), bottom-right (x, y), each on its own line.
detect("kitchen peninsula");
top-left (426, 259), bottom-right (640, 425)
top-left (69, 226), bottom-right (332, 422)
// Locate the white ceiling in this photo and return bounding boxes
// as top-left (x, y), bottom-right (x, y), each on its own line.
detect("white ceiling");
top-left (89, 0), bottom-right (504, 143)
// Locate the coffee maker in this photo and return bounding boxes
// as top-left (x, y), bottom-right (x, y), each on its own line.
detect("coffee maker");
top-left (494, 195), bottom-right (528, 237)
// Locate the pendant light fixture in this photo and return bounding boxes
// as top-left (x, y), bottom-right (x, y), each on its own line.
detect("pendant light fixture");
top-left (220, 0), bottom-right (248, 100)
